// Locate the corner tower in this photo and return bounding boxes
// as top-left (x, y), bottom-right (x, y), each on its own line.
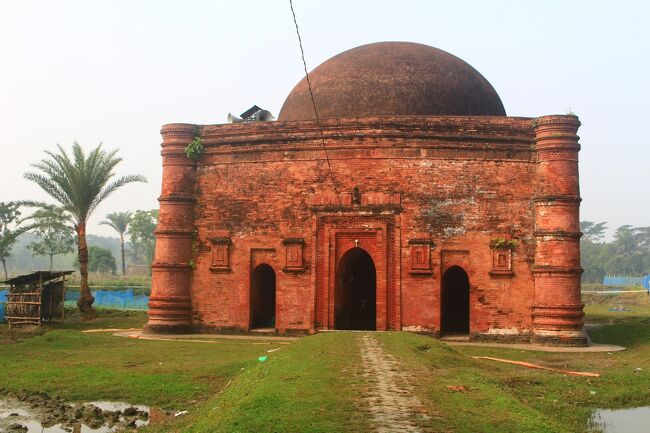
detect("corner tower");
top-left (532, 115), bottom-right (586, 345)
top-left (145, 124), bottom-right (197, 333)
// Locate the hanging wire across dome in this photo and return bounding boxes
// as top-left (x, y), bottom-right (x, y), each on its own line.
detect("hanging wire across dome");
top-left (278, 41), bottom-right (506, 121)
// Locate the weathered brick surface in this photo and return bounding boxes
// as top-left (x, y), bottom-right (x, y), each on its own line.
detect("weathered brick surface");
top-left (531, 116), bottom-right (585, 345)
top-left (146, 115), bottom-right (586, 345)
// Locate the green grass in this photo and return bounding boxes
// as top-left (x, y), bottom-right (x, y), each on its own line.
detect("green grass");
top-left (374, 328), bottom-right (650, 432)
top-left (149, 333), bottom-right (370, 433)
top-left (429, 292), bottom-right (650, 432)
top-left (583, 291), bottom-right (650, 324)
top-left (0, 311), bottom-right (279, 409)
top-left (2, 293), bottom-right (650, 432)
top-left (376, 332), bottom-right (567, 432)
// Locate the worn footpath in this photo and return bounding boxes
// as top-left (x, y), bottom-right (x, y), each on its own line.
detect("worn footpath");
top-left (358, 333), bottom-right (431, 433)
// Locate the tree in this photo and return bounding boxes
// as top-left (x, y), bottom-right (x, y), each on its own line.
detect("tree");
top-left (127, 209), bottom-right (158, 270)
top-left (76, 246), bottom-right (117, 274)
top-left (580, 221), bottom-right (650, 283)
top-left (607, 225), bottom-right (650, 276)
top-left (580, 221), bottom-right (608, 243)
top-left (24, 142), bottom-right (146, 318)
top-left (0, 202), bottom-right (32, 281)
top-left (100, 211), bottom-right (132, 276)
top-left (27, 206), bottom-right (75, 271)
top-left (580, 221), bottom-right (610, 283)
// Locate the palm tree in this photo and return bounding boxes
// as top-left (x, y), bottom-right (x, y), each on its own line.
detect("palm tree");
top-left (24, 142), bottom-right (146, 318)
top-left (101, 211), bottom-right (132, 276)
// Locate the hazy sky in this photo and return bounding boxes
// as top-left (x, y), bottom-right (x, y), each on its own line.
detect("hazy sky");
top-left (1, 0), bottom-right (648, 238)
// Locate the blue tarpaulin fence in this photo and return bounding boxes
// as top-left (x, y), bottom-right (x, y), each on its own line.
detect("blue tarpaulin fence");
top-left (602, 275), bottom-right (650, 289)
top-left (64, 288), bottom-right (149, 310)
top-left (0, 290), bottom-right (6, 323)
top-left (1, 288), bottom-right (147, 323)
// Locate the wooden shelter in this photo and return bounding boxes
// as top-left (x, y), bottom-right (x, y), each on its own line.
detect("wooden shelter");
top-left (2, 271), bottom-right (73, 326)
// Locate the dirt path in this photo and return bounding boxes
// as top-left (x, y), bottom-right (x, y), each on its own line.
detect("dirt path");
top-left (358, 334), bottom-right (429, 433)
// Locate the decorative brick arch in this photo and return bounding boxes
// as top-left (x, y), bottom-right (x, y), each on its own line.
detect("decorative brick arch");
top-left (315, 215), bottom-right (399, 330)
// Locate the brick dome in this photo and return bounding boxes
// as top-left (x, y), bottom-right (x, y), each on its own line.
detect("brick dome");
top-left (278, 42), bottom-right (506, 121)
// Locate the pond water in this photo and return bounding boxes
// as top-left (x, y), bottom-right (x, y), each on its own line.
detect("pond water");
top-left (588, 406), bottom-right (650, 433)
top-left (0, 397), bottom-right (158, 433)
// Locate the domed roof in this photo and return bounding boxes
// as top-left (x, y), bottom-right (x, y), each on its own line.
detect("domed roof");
top-left (278, 42), bottom-right (506, 121)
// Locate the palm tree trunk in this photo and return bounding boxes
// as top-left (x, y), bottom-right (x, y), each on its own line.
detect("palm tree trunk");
top-left (120, 233), bottom-right (126, 276)
top-left (1, 259), bottom-right (7, 282)
top-left (76, 222), bottom-right (96, 319)
top-left (49, 253), bottom-right (53, 272)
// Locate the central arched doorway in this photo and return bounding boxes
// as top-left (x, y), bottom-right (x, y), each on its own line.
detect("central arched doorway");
top-left (441, 266), bottom-right (470, 335)
top-left (335, 247), bottom-right (376, 330)
top-left (250, 264), bottom-right (276, 329)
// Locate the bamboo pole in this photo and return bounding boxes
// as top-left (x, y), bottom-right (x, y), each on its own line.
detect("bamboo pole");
top-left (7, 320), bottom-right (41, 325)
top-left (62, 275), bottom-right (66, 321)
top-left (471, 356), bottom-right (601, 377)
top-left (38, 273), bottom-right (42, 325)
top-left (48, 282), bottom-right (53, 321)
top-left (7, 301), bottom-right (41, 305)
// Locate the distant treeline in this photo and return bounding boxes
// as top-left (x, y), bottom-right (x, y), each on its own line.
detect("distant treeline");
top-left (2, 206), bottom-right (157, 279)
top-left (581, 222), bottom-right (650, 283)
top-left (4, 232), bottom-right (120, 275)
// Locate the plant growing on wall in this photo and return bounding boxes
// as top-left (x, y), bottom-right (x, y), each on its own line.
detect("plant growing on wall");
top-left (490, 238), bottom-right (519, 250)
top-left (189, 229), bottom-right (199, 270)
top-left (185, 136), bottom-right (203, 161)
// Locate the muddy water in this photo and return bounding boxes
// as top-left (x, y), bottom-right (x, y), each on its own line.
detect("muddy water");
top-left (0, 396), bottom-right (159, 433)
top-left (588, 406), bottom-right (650, 433)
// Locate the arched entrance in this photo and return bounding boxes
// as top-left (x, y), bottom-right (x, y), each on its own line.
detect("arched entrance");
top-left (335, 247), bottom-right (376, 330)
top-left (250, 264), bottom-right (276, 329)
top-left (441, 266), bottom-right (470, 335)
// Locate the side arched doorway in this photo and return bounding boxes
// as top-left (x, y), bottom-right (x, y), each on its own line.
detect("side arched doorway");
top-left (335, 247), bottom-right (376, 330)
top-left (250, 264), bottom-right (276, 329)
top-left (441, 266), bottom-right (470, 335)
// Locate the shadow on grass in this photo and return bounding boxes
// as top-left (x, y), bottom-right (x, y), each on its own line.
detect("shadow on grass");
top-left (588, 318), bottom-right (650, 349)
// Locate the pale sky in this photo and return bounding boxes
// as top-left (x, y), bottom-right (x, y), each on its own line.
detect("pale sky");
top-left (1, 0), bottom-right (648, 238)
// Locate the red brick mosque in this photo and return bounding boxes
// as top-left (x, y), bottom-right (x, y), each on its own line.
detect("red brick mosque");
top-left (145, 42), bottom-right (586, 345)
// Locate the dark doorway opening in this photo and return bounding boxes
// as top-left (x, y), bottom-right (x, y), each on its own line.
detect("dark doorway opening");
top-left (335, 247), bottom-right (376, 330)
top-left (250, 264), bottom-right (276, 329)
top-left (441, 266), bottom-right (470, 335)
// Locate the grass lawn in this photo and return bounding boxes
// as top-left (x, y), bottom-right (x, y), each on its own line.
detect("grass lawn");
top-left (0, 310), bottom-right (277, 408)
top-left (1, 292), bottom-right (649, 432)
top-left (149, 332), bottom-right (370, 433)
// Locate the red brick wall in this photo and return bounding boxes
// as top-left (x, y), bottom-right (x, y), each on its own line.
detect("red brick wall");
top-left (531, 116), bottom-right (585, 345)
top-left (147, 116), bottom-right (585, 344)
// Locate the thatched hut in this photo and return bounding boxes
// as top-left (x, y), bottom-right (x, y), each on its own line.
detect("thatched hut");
top-left (3, 271), bottom-right (73, 326)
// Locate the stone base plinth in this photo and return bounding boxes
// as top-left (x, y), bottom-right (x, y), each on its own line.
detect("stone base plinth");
top-left (531, 329), bottom-right (589, 347)
top-left (143, 323), bottom-right (194, 335)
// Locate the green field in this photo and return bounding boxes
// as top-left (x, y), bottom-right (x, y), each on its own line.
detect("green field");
top-left (1, 293), bottom-right (649, 432)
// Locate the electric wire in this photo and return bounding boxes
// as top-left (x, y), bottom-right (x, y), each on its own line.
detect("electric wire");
top-left (288, 0), bottom-right (342, 207)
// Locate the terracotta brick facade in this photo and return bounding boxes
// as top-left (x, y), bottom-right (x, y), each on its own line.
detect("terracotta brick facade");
top-left (145, 115), bottom-right (586, 346)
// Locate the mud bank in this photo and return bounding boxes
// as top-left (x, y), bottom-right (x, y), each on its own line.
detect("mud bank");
top-left (0, 391), bottom-right (166, 432)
